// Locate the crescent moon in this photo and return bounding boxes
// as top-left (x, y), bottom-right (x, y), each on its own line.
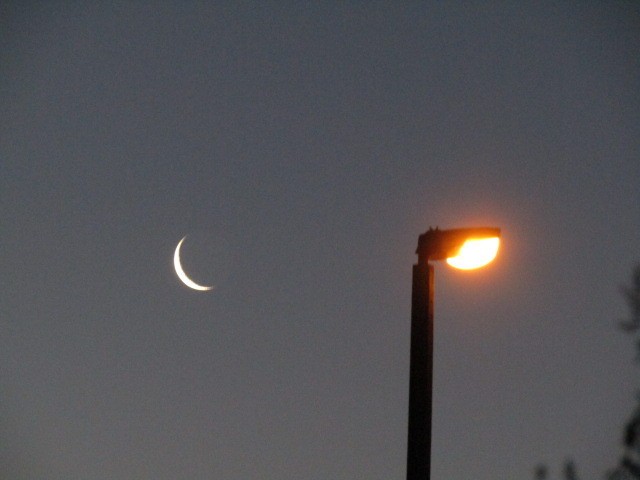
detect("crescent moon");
top-left (173, 236), bottom-right (214, 291)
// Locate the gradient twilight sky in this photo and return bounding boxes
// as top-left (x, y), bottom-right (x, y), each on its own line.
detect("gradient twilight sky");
top-left (1, 3), bottom-right (639, 479)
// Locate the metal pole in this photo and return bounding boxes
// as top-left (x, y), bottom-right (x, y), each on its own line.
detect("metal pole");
top-left (407, 259), bottom-right (434, 480)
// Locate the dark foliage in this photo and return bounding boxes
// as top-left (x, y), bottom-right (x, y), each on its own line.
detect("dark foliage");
top-left (535, 266), bottom-right (640, 480)
top-left (620, 266), bottom-right (640, 358)
top-left (608, 266), bottom-right (640, 480)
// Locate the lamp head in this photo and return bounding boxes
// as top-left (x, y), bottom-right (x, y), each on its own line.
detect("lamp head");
top-left (416, 227), bottom-right (501, 269)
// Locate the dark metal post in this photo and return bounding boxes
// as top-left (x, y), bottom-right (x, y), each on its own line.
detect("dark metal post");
top-left (407, 258), bottom-right (434, 480)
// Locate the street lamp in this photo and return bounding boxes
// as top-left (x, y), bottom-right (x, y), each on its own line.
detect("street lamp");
top-left (407, 227), bottom-right (501, 480)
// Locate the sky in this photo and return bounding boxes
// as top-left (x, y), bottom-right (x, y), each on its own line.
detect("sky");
top-left (1, 2), bottom-right (639, 479)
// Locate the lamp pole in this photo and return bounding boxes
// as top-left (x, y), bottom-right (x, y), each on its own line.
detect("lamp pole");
top-left (406, 227), bottom-right (501, 480)
top-left (406, 252), bottom-right (434, 480)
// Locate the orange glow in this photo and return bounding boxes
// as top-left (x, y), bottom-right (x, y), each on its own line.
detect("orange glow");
top-left (446, 237), bottom-right (500, 270)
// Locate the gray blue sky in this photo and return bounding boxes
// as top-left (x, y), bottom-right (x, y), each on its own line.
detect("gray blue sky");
top-left (1, 2), bottom-right (639, 479)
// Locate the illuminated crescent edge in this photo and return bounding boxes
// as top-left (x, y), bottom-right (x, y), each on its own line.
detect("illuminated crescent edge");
top-left (173, 236), bottom-right (214, 291)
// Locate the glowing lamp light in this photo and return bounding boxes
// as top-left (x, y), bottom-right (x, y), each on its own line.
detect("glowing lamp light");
top-left (446, 237), bottom-right (500, 270)
top-left (415, 227), bottom-right (501, 268)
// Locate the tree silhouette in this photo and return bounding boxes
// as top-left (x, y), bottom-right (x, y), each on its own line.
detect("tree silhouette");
top-left (535, 266), bottom-right (640, 480)
top-left (535, 464), bottom-right (549, 479)
top-left (564, 460), bottom-right (579, 480)
top-left (620, 266), bottom-right (640, 357)
top-left (534, 460), bottom-right (579, 480)
top-left (607, 265), bottom-right (640, 480)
